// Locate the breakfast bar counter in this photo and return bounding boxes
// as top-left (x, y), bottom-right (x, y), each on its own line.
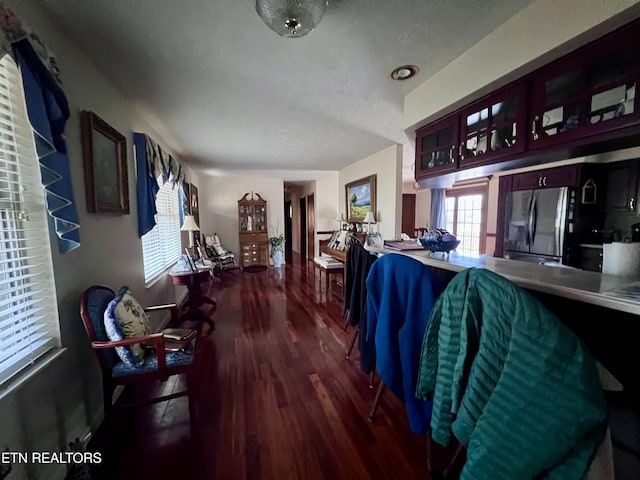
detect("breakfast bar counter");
top-left (373, 248), bottom-right (640, 395)
top-left (385, 250), bottom-right (640, 316)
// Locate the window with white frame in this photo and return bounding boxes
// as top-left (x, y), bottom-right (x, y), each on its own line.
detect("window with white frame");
top-left (445, 186), bottom-right (488, 257)
top-left (141, 179), bottom-right (182, 283)
top-left (0, 54), bottom-right (61, 386)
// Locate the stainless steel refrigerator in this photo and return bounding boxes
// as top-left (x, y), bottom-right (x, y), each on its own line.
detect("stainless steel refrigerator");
top-left (503, 187), bottom-right (571, 265)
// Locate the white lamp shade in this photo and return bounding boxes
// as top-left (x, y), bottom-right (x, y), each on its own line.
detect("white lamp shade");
top-left (363, 212), bottom-right (376, 223)
top-left (181, 215), bottom-right (200, 232)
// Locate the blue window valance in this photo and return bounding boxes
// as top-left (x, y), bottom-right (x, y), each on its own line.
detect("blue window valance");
top-left (2, 3), bottom-right (80, 253)
top-left (134, 133), bottom-right (185, 237)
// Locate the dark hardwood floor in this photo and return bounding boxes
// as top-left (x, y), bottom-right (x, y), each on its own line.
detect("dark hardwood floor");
top-left (91, 255), bottom-right (429, 479)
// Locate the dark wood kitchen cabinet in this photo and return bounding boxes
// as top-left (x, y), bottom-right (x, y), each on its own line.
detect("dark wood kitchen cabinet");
top-left (579, 245), bottom-right (603, 273)
top-left (528, 20), bottom-right (640, 152)
top-left (459, 82), bottom-right (527, 168)
top-left (604, 159), bottom-right (640, 213)
top-left (415, 114), bottom-right (460, 178)
top-left (510, 164), bottom-right (580, 191)
top-left (415, 18), bottom-right (640, 185)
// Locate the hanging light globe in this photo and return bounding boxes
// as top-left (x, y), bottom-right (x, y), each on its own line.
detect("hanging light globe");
top-left (254, 0), bottom-right (327, 38)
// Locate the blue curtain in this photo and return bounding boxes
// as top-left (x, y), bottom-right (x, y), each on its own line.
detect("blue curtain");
top-left (13, 39), bottom-right (80, 253)
top-left (134, 133), bottom-right (185, 237)
top-left (430, 188), bottom-right (447, 230)
top-left (134, 133), bottom-right (159, 237)
top-left (179, 180), bottom-right (189, 228)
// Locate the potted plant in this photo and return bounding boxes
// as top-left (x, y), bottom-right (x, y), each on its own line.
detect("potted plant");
top-left (268, 227), bottom-right (285, 268)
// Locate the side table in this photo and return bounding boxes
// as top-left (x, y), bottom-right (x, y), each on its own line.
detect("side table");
top-left (169, 269), bottom-right (216, 332)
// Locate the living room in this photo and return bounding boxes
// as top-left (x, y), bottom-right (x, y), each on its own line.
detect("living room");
top-left (1, 1), bottom-right (640, 479)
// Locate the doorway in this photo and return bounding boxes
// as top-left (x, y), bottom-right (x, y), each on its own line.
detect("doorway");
top-left (307, 194), bottom-right (315, 259)
top-left (284, 200), bottom-right (293, 264)
top-left (402, 194), bottom-right (416, 237)
top-left (299, 197), bottom-right (307, 260)
top-left (445, 186), bottom-right (488, 256)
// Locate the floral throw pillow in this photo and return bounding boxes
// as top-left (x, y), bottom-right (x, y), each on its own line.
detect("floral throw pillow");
top-left (104, 286), bottom-right (152, 367)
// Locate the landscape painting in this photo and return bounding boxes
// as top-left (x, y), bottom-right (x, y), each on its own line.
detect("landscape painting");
top-left (345, 174), bottom-right (376, 222)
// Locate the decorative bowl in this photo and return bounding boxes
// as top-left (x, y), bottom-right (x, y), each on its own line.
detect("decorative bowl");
top-left (419, 238), bottom-right (461, 253)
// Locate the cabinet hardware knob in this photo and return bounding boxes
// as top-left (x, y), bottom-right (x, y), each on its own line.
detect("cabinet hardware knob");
top-left (450, 145), bottom-right (455, 163)
top-left (630, 197), bottom-right (636, 211)
top-left (532, 116), bottom-right (539, 140)
top-left (538, 177), bottom-right (543, 187)
top-left (459, 142), bottom-right (464, 160)
top-left (543, 176), bottom-right (547, 187)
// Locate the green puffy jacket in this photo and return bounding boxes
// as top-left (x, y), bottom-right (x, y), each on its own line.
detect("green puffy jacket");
top-left (416, 268), bottom-right (607, 480)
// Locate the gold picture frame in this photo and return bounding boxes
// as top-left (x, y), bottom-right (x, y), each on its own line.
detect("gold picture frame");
top-left (345, 174), bottom-right (376, 223)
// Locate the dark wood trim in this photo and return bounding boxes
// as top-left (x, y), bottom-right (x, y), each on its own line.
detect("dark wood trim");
top-left (402, 194), bottom-right (416, 237)
top-left (307, 193), bottom-right (315, 259)
top-left (299, 197), bottom-right (307, 260)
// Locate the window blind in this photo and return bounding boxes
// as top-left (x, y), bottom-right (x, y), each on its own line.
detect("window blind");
top-left (0, 54), bottom-right (60, 386)
top-left (141, 179), bottom-right (181, 283)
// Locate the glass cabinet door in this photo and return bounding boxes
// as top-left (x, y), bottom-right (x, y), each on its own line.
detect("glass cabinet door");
top-left (530, 23), bottom-right (639, 149)
top-left (239, 205), bottom-right (252, 231)
top-left (460, 82), bottom-right (526, 167)
top-left (253, 205), bottom-right (266, 231)
top-left (415, 114), bottom-right (459, 178)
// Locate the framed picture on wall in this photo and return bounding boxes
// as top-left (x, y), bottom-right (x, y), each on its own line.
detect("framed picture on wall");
top-left (345, 174), bottom-right (376, 223)
top-left (189, 183), bottom-right (199, 227)
top-left (81, 110), bottom-right (129, 214)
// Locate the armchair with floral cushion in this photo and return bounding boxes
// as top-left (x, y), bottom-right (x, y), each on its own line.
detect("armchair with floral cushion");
top-left (79, 285), bottom-right (197, 434)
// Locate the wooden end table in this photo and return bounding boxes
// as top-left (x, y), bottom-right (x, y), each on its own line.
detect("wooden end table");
top-left (169, 269), bottom-right (216, 332)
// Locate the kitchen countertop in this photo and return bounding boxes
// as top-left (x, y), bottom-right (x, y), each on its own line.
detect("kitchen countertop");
top-left (385, 250), bottom-right (640, 316)
top-left (579, 243), bottom-right (604, 249)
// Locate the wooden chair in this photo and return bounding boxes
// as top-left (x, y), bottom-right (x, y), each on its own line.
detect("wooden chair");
top-left (79, 286), bottom-right (197, 434)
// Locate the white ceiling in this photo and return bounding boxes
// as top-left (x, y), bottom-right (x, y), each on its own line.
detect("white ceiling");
top-left (38, 0), bottom-right (531, 180)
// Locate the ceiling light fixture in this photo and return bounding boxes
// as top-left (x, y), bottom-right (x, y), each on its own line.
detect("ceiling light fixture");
top-left (391, 65), bottom-right (419, 81)
top-left (254, 0), bottom-right (327, 38)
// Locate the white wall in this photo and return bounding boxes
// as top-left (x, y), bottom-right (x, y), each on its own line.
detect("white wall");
top-left (404, 0), bottom-right (640, 129)
top-left (339, 144), bottom-right (403, 239)
top-left (292, 176), bottom-right (339, 257)
top-left (416, 189), bottom-right (430, 231)
top-left (0, 3), bottom-right (196, 479)
top-left (315, 175), bottom-right (340, 234)
top-left (197, 175), bottom-right (284, 262)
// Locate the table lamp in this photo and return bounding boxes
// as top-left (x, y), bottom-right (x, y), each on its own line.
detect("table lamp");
top-left (181, 215), bottom-right (200, 247)
top-left (363, 212), bottom-right (376, 234)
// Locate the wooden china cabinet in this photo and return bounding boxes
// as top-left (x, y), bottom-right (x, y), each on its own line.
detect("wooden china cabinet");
top-left (238, 192), bottom-right (268, 270)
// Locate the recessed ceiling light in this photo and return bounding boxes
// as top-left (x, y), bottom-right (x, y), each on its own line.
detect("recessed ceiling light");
top-left (391, 64), bottom-right (419, 81)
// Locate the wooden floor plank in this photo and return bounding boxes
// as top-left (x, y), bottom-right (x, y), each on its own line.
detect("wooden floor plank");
top-left (90, 255), bottom-right (430, 479)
